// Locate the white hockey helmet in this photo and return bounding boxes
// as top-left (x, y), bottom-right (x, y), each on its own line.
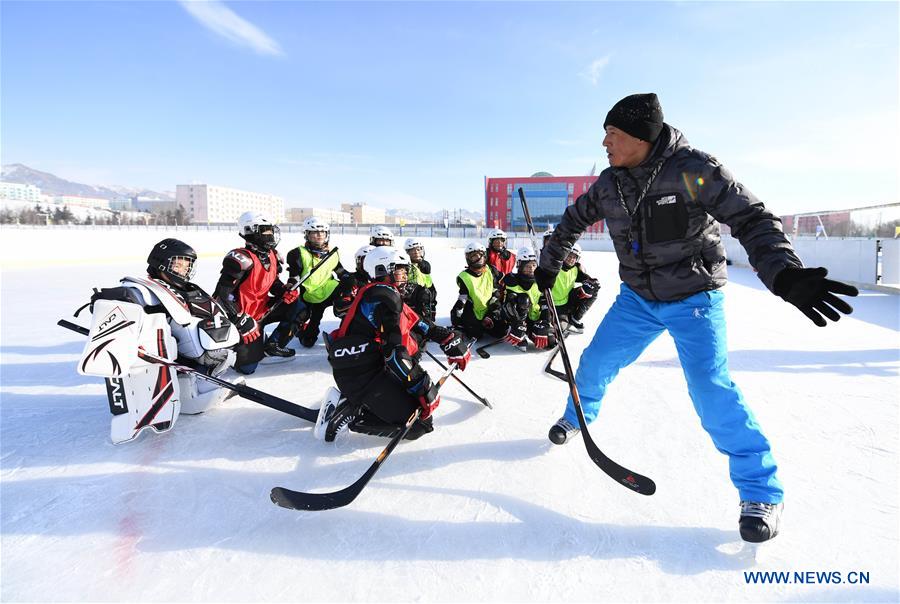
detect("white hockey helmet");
top-left (355, 244), bottom-right (375, 261)
top-left (487, 228), bottom-right (507, 241)
top-left (465, 241), bottom-right (486, 255)
top-left (363, 246), bottom-right (410, 281)
top-left (464, 241), bottom-right (486, 268)
top-left (238, 211), bottom-right (280, 250)
top-left (303, 217), bottom-right (330, 246)
top-left (369, 225), bottom-right (395, 246)
top-left (404, 237), bottom-right (424, 251)
top-left (355, 244), bottom-right (375, 272)
top-left (517, 246), bottom-right (537, 264)
top-left (570, 242), bottom-right (583, 258)
top-left (542, 225), bottom-right (555, 239)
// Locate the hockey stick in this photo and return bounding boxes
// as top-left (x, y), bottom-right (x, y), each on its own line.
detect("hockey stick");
top-left (542, 327), bottom-right (572, 382)
top-left (259, 246), bottom-right (339, 324)
top-left (475, 337), bottom-right (506, 359)
top-left (423, 346), bottom-right (492, 409)
top-left (270, 363), bottom-right (459, 511)
top-left (58, 319), bottom-right (318, 423)
top-left (519, 188), bottom-right (655, 495)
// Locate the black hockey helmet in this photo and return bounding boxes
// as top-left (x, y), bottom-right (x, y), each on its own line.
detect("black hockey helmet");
top-left (147, 238), bottom-right (197, 288)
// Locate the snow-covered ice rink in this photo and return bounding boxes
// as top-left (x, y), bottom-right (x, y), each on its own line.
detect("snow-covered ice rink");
top-left (1, 228), bottom-right (898, 602)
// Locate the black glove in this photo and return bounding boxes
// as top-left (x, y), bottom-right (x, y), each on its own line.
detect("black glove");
top-left (535, 266), bottom-right (557, 291)
top-left (499, 295), bottom-right (528, 324)
top-left (581, 279), bottom-right (600, 297)
top-left (504, 322), bottom-right (527, 346)
top-left (235, 313), bottom-right (260, 343)
top-left (440, 330), bottom-right (470, 371)
top-left (774, 267), bottom-right (858, 327)
top-left (529, 320), bottom-right (552, 349)
top-left (411, 373), bottom-right (440, 419)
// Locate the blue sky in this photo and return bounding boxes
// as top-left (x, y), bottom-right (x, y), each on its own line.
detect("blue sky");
top-left (2, 1), bottom-right (897, 215)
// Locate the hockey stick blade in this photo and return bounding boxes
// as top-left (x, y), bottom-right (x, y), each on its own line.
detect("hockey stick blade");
top-left (271, 364), bottom-right (460, 511)
top-left (574, 403), bottom-right (656, 495)
top-left (476, 337), bottom-right (504, 359)
top-left (541, 328), bottom-right (571, 379)
top-left (545, 366), bottom-right (568, 382)
top-left (271, 406), bottom-right (420, 511)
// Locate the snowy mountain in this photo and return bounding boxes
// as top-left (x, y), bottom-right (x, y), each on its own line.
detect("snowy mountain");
top-left (1, 163), bottom-right (173, 200)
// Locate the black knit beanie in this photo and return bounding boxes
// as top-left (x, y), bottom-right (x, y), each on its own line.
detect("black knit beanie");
top-left (603, 93), bottom-right (664, 143)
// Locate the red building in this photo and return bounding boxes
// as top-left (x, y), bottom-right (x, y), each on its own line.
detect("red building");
top-left (484, 172), bottom-right (603, 234)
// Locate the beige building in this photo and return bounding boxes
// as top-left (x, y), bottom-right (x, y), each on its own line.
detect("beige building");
top-left (341, 202), bottom-right (386, 225)
top-left (177, 184), bottom-right (284, 224)
top-left (285, 207), bottom-right (352, 225)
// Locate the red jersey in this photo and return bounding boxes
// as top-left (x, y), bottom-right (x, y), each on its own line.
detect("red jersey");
top-left (333, 282), bottom-right (421, 358)
top-left (487, 248), bottom-right (516, 275)
top-left (235, 249), bottom-right (279, 320)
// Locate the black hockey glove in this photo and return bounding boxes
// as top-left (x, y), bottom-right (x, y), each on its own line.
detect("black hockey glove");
top-left (499, 294), bottom-right (529, 324)
top-left (418, 379), bottom-right (440, 420)
top-left (451, 298), bottom-right (466, 320)
top-left (534, 266), bottom-right (557, 291)
top-left (235, 313), bottom-right (260, 343)
top-left (580, 279), bottom-right (600, 297)
top-left (774, 267), bottom-right (858, 327)
top-left (440, 330), bottom-right (470, 371)
top-left (503, 322), bottom-right (527, 346)
top-left (530, 320), bottom-right (552, 349)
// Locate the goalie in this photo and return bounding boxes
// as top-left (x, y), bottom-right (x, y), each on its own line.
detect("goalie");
top-left (77, 238), bottom-right (241, 444)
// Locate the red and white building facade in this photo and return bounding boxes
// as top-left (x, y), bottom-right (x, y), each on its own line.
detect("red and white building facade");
top-left (484, 173), bottom-right (604, 234)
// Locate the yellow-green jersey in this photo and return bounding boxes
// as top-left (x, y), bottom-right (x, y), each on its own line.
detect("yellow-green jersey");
top-left (289, 245), bottom-right (343, 304)
top-left (409, 259), bottom-right (434, 289)
top-left (456, 267), bottom-right (499, 320)
top-left (550, 264), bottom-right (593, 306)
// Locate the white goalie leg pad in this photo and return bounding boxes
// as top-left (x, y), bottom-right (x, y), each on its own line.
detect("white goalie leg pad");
top-left (79, 299), bottom-right (144, 377)
top-left (178, 373), bottom-right (231, 415)
top-left (106, 312), bottom-right (181, 444)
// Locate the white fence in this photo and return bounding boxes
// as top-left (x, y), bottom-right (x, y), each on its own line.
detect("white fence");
top-left (1, 225), bottom-right (896, 289)
top-left (722, 235), bottom-right (898, 289)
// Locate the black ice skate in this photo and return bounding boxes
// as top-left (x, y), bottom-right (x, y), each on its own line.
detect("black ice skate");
top-left (739, 501), bottom-right (783, 543)
top-left (299, 326), bottom-right (320, 348)
top-left (325, 400), bottom-right (360, 442)
top-left (264, 340), bottom-right (296, 358)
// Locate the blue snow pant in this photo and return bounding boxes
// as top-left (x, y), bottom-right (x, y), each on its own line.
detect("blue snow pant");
top-left (563, 283), bottom-right (783, 503)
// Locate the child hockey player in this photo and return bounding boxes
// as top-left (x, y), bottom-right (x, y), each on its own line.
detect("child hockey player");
top-left (403, 237), bottom-right (437, 321)
top-left (317, 247), bottom-right (470, 442)
top-left (549, 243), bottom-right (600, 332)
top-left (78, 238), bottom-right (241, 444)
top-left (213, 211), bottom-right (298, 374)
top-left (486, 228), bottom-right (516, 274)
top-left (333, 244), bottom-right (373, 319)
top-left (499, 246), bottom-right (556, 350)
top-left (450, 242), bottom-right (507, 340)
top-left (270, 217), bottom-right (348, 349)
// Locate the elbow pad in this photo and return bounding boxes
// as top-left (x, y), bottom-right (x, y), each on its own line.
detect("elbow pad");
top-left (384, 345), bottom-right (427, 389)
